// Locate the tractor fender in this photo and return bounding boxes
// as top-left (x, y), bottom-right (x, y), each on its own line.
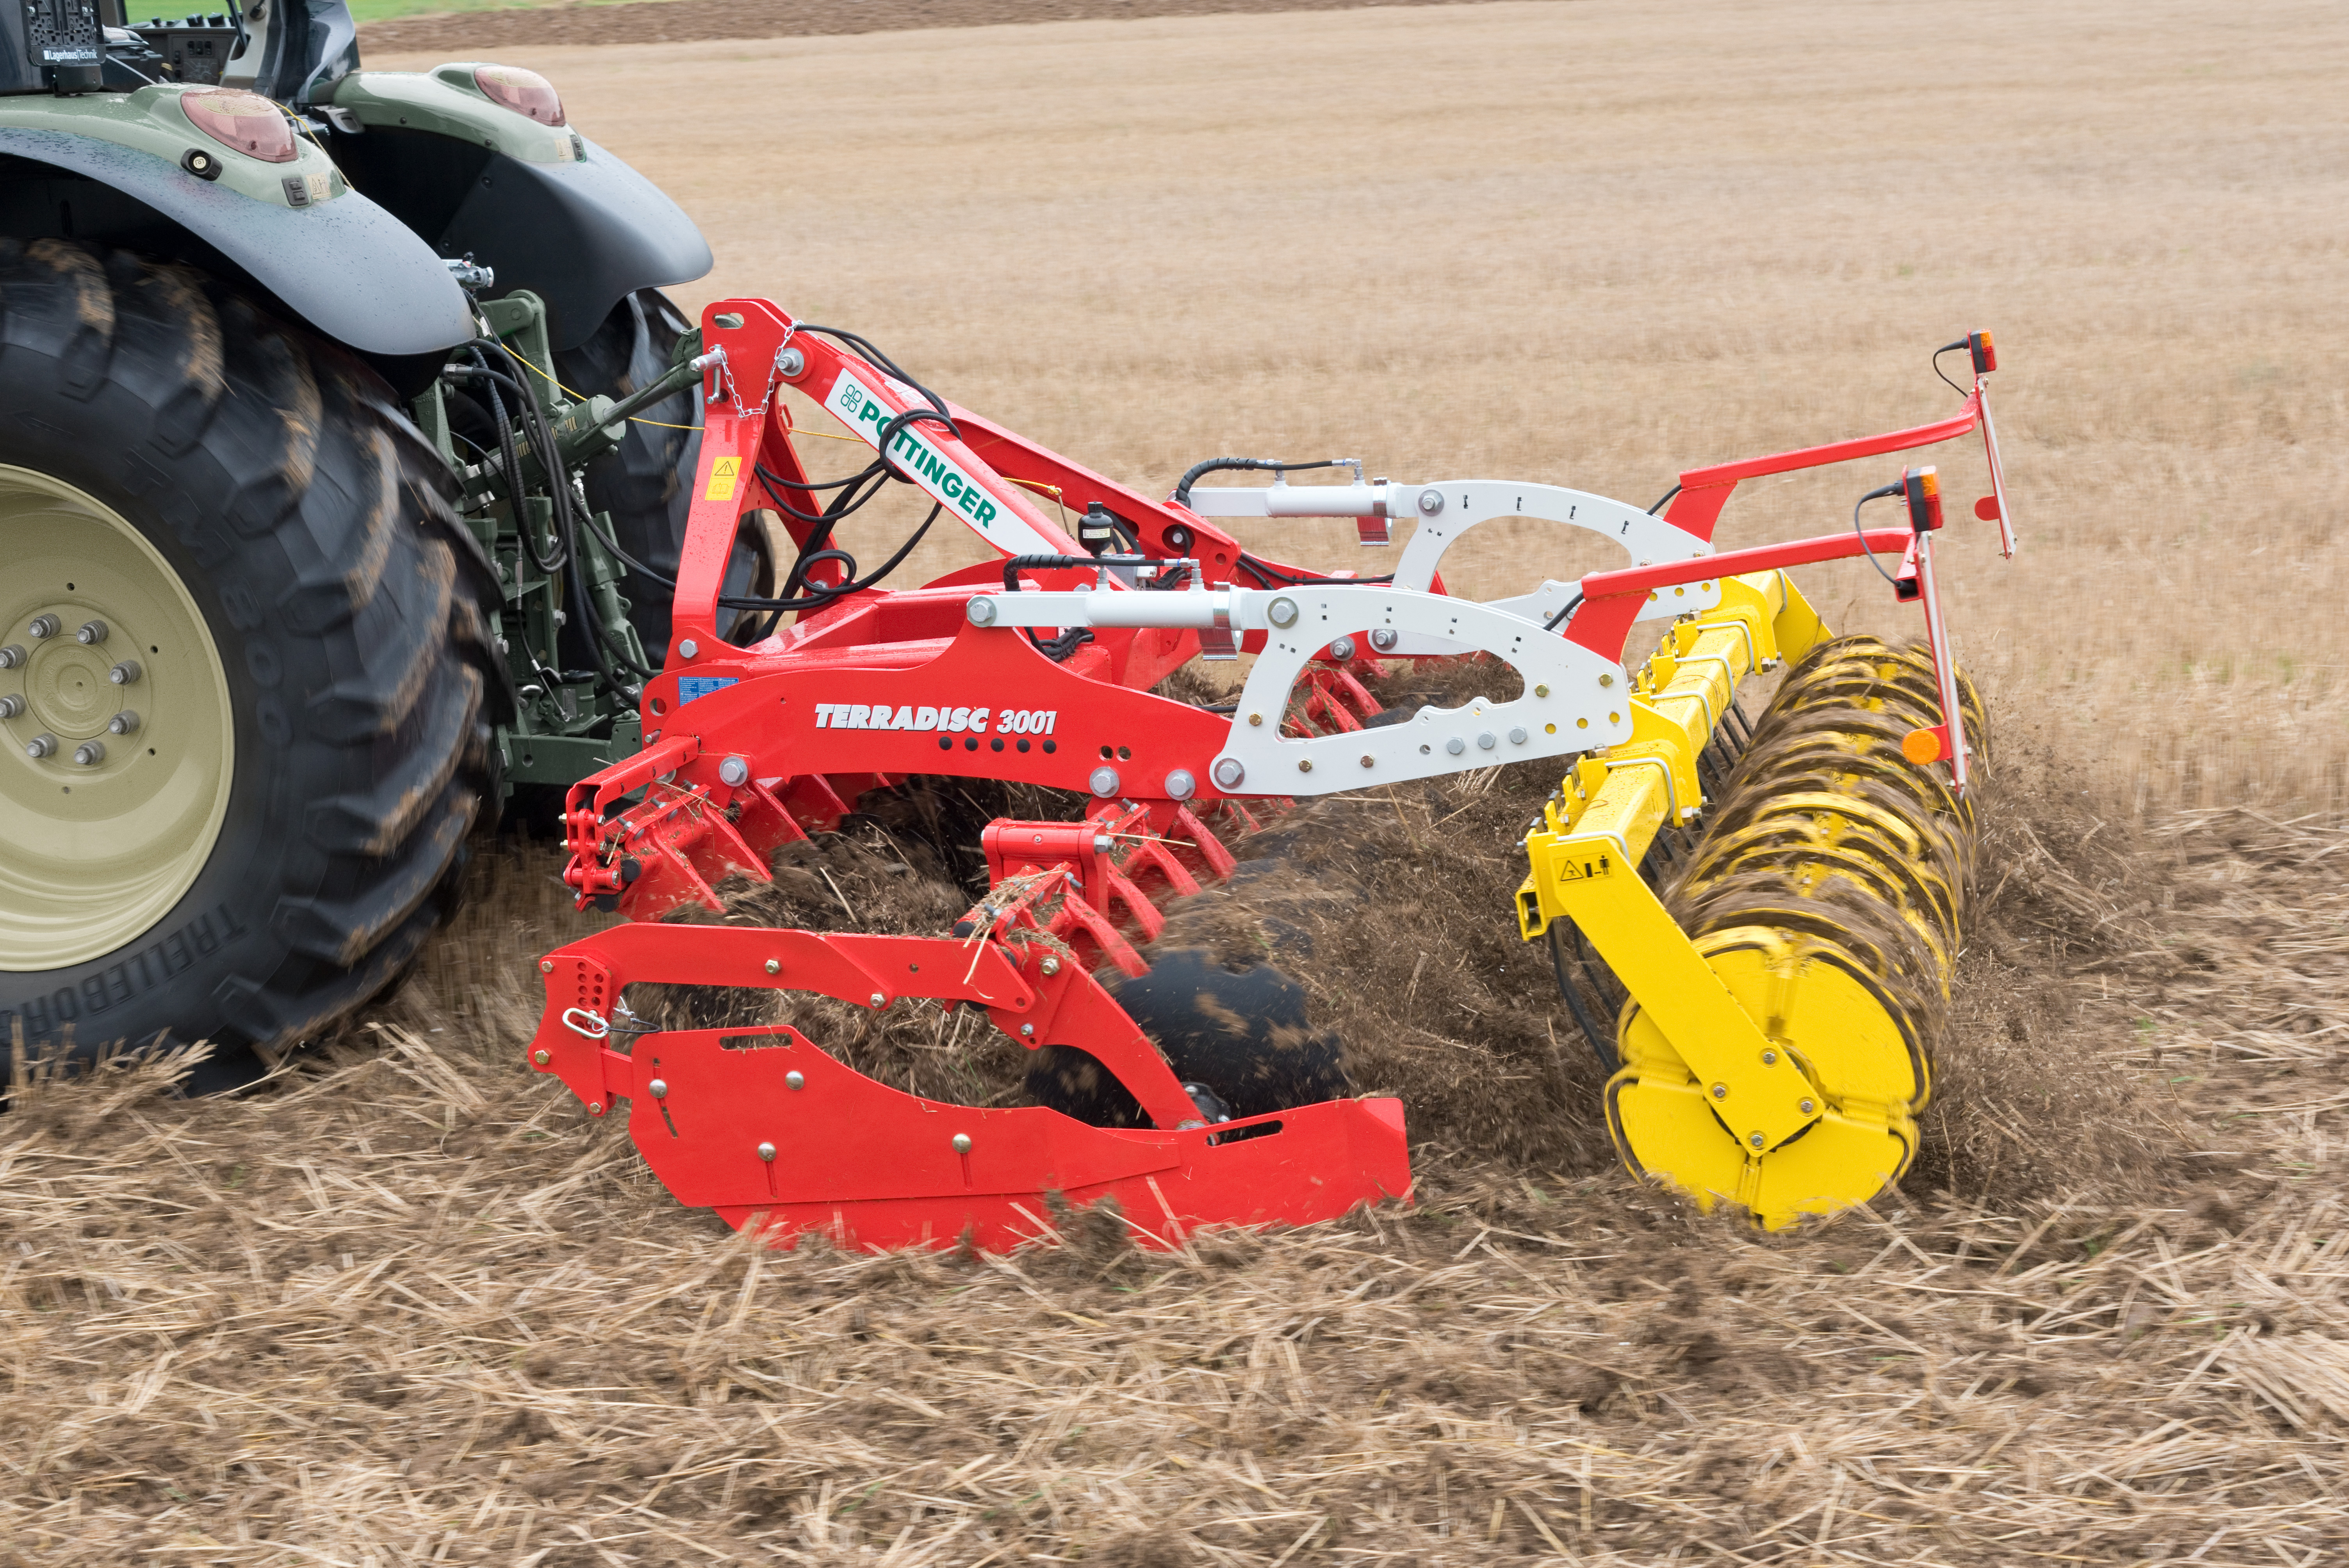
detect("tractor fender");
top-left (0, 124), bottom-right (472, 358)
top-left (327, 67), bottom-right (711, 351)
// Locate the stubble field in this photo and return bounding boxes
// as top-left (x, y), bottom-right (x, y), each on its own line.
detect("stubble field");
top-left (7, 2), bottom-right (2349, 1563)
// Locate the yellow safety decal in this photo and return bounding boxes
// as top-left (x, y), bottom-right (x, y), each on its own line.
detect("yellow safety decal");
top-left (1555, 853), bottom-right (1614, 881)
top-left (704, 456), bottom-right (741, 501)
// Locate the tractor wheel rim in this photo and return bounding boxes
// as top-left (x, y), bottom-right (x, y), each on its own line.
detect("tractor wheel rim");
top-left (0, 465), bottom-right (235, 972)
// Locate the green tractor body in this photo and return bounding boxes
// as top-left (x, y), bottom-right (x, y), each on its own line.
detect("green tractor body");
top-left (1, 0), bottom-right (710, 1082)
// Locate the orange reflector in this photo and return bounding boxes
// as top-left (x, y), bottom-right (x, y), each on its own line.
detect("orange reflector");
top-left (1974, 495), bottom-right (2001, 521)
top-left (1901, 728), bottom-right (1944, 765)
top-left (1916, 467), bottom-right (1939, 499)
top-left (1971, 329), bottom-right (1997, 374)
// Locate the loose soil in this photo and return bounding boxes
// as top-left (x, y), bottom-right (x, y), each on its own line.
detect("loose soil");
top-left (360, 0), bottom-right (1527, 53)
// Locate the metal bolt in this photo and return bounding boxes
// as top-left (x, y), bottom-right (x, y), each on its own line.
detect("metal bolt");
top-left (764, 958), bottom-right (781, 975)
top-left (587, 1101), bottom-right (604, 1116)
top-left (109, 661), bottom-right (141, 686)
top-left (532, 1049), bottom-right (551, 1066)
top-left (1598, 673), bottom-right (1614, 688)
top-left (1164, 768), bottom-right (1196, 800)
top-left (1417, 489), bottom-right (1444, 515)
top-left (1445, 736), bottom-right (1466, 756)
top-left (0, 695), bottom-right (20, 720)
top-left (1040, 955), bottom-right (1061, 976)
top-left (966, 596), bottom-right (999, 627)
top-left (1761, 1049), bottom-right (1778, 1066)
top-left (868, 991), bottom-right (886, 1008)
top-left (757, 1141), bottom-right (777, 1162)
top-left (1476, 731), bottom-right (1496, 751)
top-left (718, 755), bottom-right (750, 787)
top-left (72, 740), bottom-right (103, 766)
top-left (1088, 765), bottom-right (1121, 798)
top-left (27, 614), bottom-right (60, 640)
top-left (540, 959), bottom-right (555, 973)
top-left (677, 638), bottom-right (699, 659)
top-left (1749, 1132), bottom-right (1767, 1149)
top-left (1533, 683), bottom-right (1549, 698)
top-left (785, 1070), bottom-right (805, 1091)
top-left (951, 1133), bottom-right (973, 1154)
top-left (1267, 597), bottom-right (1299, 628)
top-left (1247, 712), bottom-right (1264, 727)
top-left (1799, 1098), bottom-right (1817, 1116)
top-left (1710, 1083), bottom-right (1729, 1100)
top-left (1298, 758), bottom-right (1313, 773)
top-left (775, 346), bottom-right (806, 378)
top-left (648, 1078), bottom-right (668, 1099)
top-left (1360, 754), bottom-right (1374, 768)
top-left (107, 711), bottom-right (140, 735)
top-left (1369, 627), bottom-right (1399, 652)
top-left (1507, 727), bottom-right (1527, 745)
top-left (25, 734), bottom-right (56, 759)
top-left (1329, 635), bottom-right (1357, 661)
top-left (1212, 756), bottom-right (1246, 788)
top-left (1093, 834), bottom-right (1113, 854)
top-left (1019, 1023), bottom-right (1035, 1037)
top-left (0, 644), bottom-right (22, 668)
top-left (75, 619), bottom-right (107, 645)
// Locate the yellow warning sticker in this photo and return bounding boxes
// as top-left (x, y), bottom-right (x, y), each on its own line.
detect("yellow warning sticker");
top-left (1554, 852), bottom-right (1612, 881)
top-left (704, 455), bottom-right (741, 501)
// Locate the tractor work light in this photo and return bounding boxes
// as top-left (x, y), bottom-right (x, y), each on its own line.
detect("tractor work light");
top-left (474, 65), bottom-right (567, 127)
top-left (180, 89), bottom-right (296, 164)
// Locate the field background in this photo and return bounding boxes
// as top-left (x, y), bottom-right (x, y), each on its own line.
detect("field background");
top-left (9, 2), bottom-right (2349, 1564)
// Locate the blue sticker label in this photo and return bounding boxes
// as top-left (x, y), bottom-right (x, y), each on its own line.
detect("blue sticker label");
top-left (678, 677), bottom-right (738, 705)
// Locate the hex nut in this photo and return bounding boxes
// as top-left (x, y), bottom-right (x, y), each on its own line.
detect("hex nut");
top-left (0, 695), bottom-right (21, 720)
top-left (677, 638), bottom-right (699, 659)
top-left (1445, 736), bottom-right (1466, 756)
top-left (966, 596), bottom-right (999, 627)
top-left (764, 958), bottom-right (781, 975)
top-left (868, 991), bottom-right (886, 1008)
top-left (109, 661), bottom-right (142, 686)
top-left (107, 711), bottom-right (140, 735)
top-left (719, 755), bottom-right (750, 786)
top-left (1329, 634), bottom-right (1356, 661)
top-left (1417, 489), bottom-right (1444, 515)
top-left (1088, 765), bottom-right (1121, 798)
top-left (532, 1049), bottom-right (551, 1066)
top-left (1799, 1098), bottom-right (1818, 1115)
top-left (27, 614), bottom-right (60, 640)
top-left (75, 620), bottom-right (107, 645)
top-left (0, 644), bottom-right (23, 669)
top-left (1040, 955), bottom-right (1062, 976)
top-left (1749, 1132), bottom-right (1766, 1149)
top-left (25, 734), bottom-right (56, 759)
top-left (1267, 597), bottom-right (1299, 628)
top-left (72, 740), bottom-right (104, 766)
top-left (1163, 768), bottom-right (1197, 800)
top-left (1212, 756), bottom-right (1246, 788)
top-left (540, 959), bottom-right (555, 973)
top-left (1710, 1083), bottom-right (1729, 1100)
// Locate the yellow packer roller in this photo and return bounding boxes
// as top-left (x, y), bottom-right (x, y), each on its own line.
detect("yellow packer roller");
top-left (1517, 451), bottom-right (2001, 1227)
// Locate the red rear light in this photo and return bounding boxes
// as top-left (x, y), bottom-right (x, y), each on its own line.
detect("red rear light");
top-left (474, 65), bottom-right (566, 127)
top-left (1903, 465), bottom-right (1944, 532)
top-left (180, 89), bottom-right (297, 165)
top-left (1969, 329), bottom-right (1997, 374)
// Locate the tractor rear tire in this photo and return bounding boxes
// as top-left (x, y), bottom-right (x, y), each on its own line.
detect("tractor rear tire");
top-left (0, 240), bottom-right (494, 1091)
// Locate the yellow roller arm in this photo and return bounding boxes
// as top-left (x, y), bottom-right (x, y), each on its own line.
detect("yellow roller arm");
top-left (1514, 571), bottom-right (1835, 1157)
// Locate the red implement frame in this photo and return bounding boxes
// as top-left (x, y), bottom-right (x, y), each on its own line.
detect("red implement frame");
top-left (531, 298), bottom-right (2013, 1250)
